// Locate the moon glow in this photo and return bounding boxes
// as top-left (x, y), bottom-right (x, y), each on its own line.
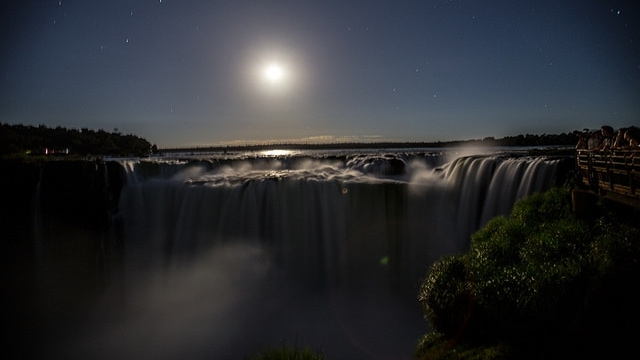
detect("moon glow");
top-left (263, 63), bottom-right (285, 83)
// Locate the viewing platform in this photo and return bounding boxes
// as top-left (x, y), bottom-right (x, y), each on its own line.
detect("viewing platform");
top-left (575, 149), bottom-right (640, 208)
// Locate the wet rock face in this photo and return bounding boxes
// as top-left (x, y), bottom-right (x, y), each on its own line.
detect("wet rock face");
top-left (387, 157), bottom-right (407, 175)
top-left (0, 160), bottom-right (41, 243)
top-left (0, 159), bottom-right (125, 241)
top-left (346, 155), bottom-right (407, 176)
top-left (38, 160), bottom-right (109, 229)
top-left (0, 159), bottom-right (126, 360)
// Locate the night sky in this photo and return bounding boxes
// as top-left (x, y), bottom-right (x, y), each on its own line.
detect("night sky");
top-left (1, 1), bottom-right (639, 148)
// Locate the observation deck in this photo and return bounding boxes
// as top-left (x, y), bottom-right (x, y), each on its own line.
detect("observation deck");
top-left (575, 149), bottom-right (640, 207)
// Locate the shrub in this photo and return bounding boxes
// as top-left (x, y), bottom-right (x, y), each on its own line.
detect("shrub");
top-left (418, 256), bottom-right (473, 338)
top-left (416, 331), bottom-right (514, 360)
top-left (418, 186), bottom-right (640, 357)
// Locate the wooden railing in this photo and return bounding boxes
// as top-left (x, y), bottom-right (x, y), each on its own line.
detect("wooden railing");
top-left (576, 149), bottom-right (640, 206)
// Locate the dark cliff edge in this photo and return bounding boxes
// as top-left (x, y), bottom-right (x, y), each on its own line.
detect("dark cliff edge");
top-left (0, 159), bottom-right (126, 358)
top-left (0, 159), bottom-right (124, 240)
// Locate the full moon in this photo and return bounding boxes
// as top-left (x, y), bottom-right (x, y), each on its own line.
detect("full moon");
top-left (263, 63), bottom-right (285, 83)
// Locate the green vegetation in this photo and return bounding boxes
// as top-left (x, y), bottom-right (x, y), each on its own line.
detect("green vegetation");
top-left (0, 123), bottom-right (154, 157)
top-left (417, 187), bottom-right (640, 359)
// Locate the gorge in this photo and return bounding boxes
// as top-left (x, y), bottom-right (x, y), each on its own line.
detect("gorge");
top-left (1, 149), bottom-right (571, 359)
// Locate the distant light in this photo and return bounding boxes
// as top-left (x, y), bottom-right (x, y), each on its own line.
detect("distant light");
top-left (261, 149), bottom-right (292, 156)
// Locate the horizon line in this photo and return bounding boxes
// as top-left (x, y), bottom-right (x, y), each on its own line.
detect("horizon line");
top-left (157, 136), bottom-right (575, 152)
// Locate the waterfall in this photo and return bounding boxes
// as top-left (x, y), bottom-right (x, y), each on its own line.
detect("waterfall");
top-left (116, 153), bottom-right (560, 289)
top-left (437, 155), bottom-right (559, 237)
top-left (33, 151), bottom-right (564, 360)
top-left (118, 155), bottom-right (405, 258)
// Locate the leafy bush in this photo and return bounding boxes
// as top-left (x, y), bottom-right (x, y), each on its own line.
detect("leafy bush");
top-left (418, 187), bottom-right (640, 358)
top-left (418, 256), bottom-right (473, 338)
top-left (416, 331), bottom-right (514, 360)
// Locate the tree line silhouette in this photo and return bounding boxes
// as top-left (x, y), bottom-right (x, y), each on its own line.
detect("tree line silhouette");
top-left (161, 132), bottom-right (582, 153)
top-left (0, 123), bottom-right (154, 157)
top-left (2, 122), bottom-right (586, 157)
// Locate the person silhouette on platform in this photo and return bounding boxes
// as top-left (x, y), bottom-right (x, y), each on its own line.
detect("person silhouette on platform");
top-left (599, 125), bottom-right (615, 150)
top-left (588, 130), bottom-right (603, 149)
top-left (624, 126), bottom-right (640, 148)
top-left (613, 128), bottom-right (628, 149)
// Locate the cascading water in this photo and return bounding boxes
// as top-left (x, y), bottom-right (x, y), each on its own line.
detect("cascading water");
top-left (38, 150), bottom-right (564, 360)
